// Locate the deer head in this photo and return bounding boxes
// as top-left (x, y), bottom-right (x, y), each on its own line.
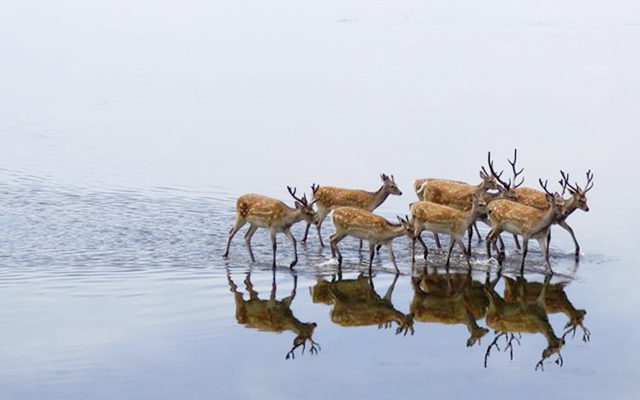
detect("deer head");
top-left (287, 186), bottom-right (316, 223)
top-left (560, 170), bottom-right (594, 212)
top-left (285, 322), bottom-right (321, 360)
top-left (381, 173), bottom-right (402, 196)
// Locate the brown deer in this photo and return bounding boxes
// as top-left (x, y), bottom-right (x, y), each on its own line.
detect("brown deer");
top-left (504, 276), bottom-right (589, 342)
top-left (509, 170), bottom-right (593, 260)
top-left (409, 194), bottom-right (487, 267)
top-left (484, 274), bottom-right (565, 370)
top-left (302, 174), bottom-right (402, 247)
top-left (223, 187), bottom-right (315, 268)
top-left (227, 269), bottom-right (320, 360)
top-left (485, 180), bottom-right (565, 274)
top-left (311, 273), bottom-right (414, 336)
top-left (410, 268), bottom-right (489, 347)
top-left (414, 151), bottom-right (517, 249)
top-left (329, 207), bottom-right (413, 272)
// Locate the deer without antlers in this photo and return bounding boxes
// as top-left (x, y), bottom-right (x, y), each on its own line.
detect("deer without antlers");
top-left (223, 187), bottom-right (316, 268)
top-left (329, 207), bottom-right (413, 272)
top-left (409, 194), bottom-right (487, 268)
top-left (302, 174), bottom-right (402, 247)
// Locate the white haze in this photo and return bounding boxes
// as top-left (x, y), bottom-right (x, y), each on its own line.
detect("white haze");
top-left (1, 1), bottom-right (639, 251)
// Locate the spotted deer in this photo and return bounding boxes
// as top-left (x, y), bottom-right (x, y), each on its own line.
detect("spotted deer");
top-left (410, 268), bottom-right (489, 347)
top-left (485, 180), bottom-right (565, 274)
top-left (302, 174), bottom-right (402, 247)
top-left (414, 151), bottom-right (516, 249)
top-left (508, 170), bottom-right (593, 260)
top-left (484, 274), bottom-right (565, 370)
top-left (223, 187), bottom-right (315, 268)
top-left (311, 273), bottom-right (414, 336)
top-left (329, 207), bottom-right (413, 272)
top-left (227, 269), bottom-right (320, 360)
top-left (409, 194), bottom-right (487, 267)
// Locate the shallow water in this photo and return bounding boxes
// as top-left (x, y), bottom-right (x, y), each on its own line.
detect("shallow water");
top-left (1, 177), bottom-right (639, 399)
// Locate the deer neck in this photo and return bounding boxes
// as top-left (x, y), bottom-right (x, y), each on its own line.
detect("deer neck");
top-left (380, 223), bottom-right (408, 242)
top-left (283, 207), bottom-right (307, 227)
top-left (561, 196), bottom-right (580, 219)
top-left (370, 185), bottom-right (391, 210)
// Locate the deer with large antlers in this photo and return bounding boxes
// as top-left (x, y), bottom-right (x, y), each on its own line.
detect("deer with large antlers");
top-left (484, 274), bottom-right (565, 370)
top-left (302, 174), bottom-right (402, 248)
top-left (227, 269), bottom-right (320, 360)
top-left (329, 207), bottom-right (413, 272)
top-left (409, 194), bottom-right (487, 268)
top-left (508, 170), bottom-right (593, 260)
top-left (485, 179), bottom-right (565, 274)
top-left (414, 152), bottom-right (516, 250)
top-left (223, 187), bottom-right (316, 268)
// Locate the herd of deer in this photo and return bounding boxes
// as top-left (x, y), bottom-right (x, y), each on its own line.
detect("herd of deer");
top-left (223, 150), bottom-right (594, 275)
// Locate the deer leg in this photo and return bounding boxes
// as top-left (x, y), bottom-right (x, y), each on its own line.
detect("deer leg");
top-left (223, 218), bottom-right (246, 258)
top-left (457, 238), bottom-right (471, 269)
top-left (411, 237), bottom-right (416, 263)
top-left (520, 238), bottom-right (529, 275)
top-left (434, 233), bottom-right (442, 250)
top-left (285, 229), bottom-right (298, 268)
top-left (315, 208), bottom-right (330, 248)
top-left (467, 225), bottom-right (473, 253)
top-left (558, 220), bottom-right (580, 260)
top-left (270, 230), bottom-right (277, 268)
top-left (245, 275), bottom-right (259, 300)
top-left (486, 229), bottom-right (495, 259)
top-left (330, 232), bottom-right (347, 265)
top-left (386, 242), bottom-right (398, 272)
top-left (243, 224), bottom-right (258, 262)
top-left (536, 234), bottom-right (553, 275)
top-left (416, 232), bottom-right (429, 260)
top-left (512, 234), bottom-right (521, 251)
top-left (474, 222), bottom-right (482, 244)
top-left (445, 236), bottom-right (456, 267)
top-left (301, 221), bottom-right (311, 243)
top-left (368, 242), bottom-right (376, 269)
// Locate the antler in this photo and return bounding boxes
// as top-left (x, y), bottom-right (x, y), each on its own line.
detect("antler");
top-left (535, 352), bottom-right (564, 372)
top-left (584, 170), bottom-right (594, 193)
top-left (484, 331), bottom-right (506, 368)
top-left (311, 183), bottom-right (320, 196)
top-left (285, 338), bottom-right (321, 360)
top-left (508, 149), bottom-right (525, 188)
top-left (487, 152), bottom-right (511, 190)
top-left (539, 179), bottom-right (555, 197)
top-left (563, 322), bottom-right (591, 342)
top-left (287, 186), bottom-right (308, 206)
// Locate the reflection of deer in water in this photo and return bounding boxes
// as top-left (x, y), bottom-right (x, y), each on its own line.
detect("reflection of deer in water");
top-left (310, 274), bottom-right (414, 336)
top-left (227, 269), bottom-right (320, 359)
top-left (410, 268), bottom-right (489, 347)
top-left (484, 274), bottom-right (565, 370)
top-left (503, 276), bottom-right (589, 342)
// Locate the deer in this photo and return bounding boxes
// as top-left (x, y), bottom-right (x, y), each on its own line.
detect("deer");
top-left (410, 268), bottom-right (489, 347)
top-left (310, 273), bottom-right (414, 336)
top-left (485, 179), bottom-right (565, 274)
top-left (227, 269), bottom-right (320, 360)
top-left (301, 174), bottom-right (402, 248)
top-left (414, 151), bottom-right (518, 250)
top-left (329, 207), bottom-right (413, 272)
top-left (409, 194), bottom-right (487, 268)
top-left (508, 170), bottom-right (593, 260)
top-left (484, 274), bottom-right (565, 371)
top-left (503, 276), bottom-right (589, 342)
top-left (223, 187), bottom-right (316, 268)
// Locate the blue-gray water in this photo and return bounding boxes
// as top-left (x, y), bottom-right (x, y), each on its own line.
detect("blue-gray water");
top-left (2, 1), bottom-right (640, 398)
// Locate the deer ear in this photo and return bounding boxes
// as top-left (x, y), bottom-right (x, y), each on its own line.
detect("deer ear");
top-left (295, 202), bottom-right (302, 209)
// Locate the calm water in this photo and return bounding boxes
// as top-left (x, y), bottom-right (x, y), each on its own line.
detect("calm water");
top-left (0, 177), bottom-right (639, 399)
top-left (3, 0), bottom-right (640, 398)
